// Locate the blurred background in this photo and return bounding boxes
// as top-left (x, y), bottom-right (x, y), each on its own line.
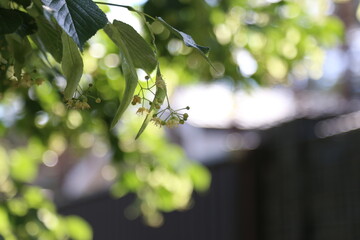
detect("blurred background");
top-left (2, 0), bottom-right (360, 239)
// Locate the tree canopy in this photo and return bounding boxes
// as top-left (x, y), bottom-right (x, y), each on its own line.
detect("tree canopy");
top-left (0, 0), bottom-right (348, 239)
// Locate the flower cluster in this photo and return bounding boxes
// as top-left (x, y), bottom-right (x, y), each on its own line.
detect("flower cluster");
top-left (136, 107), bottom-right (149, 115)
top-left (15, 72), bottom-right (44, 87)
top-left (65, 98), bottom-right (91, 110)
top-left (152, 108), bottom-right (189, 128)
top-left (64, 84), bottom-right (101, 110)
top-left (132, 95), bottom-right (142, 105)
top-left (131, 75), bottom-right (190, 129)
top-left (132, 93), bottom-right (189, 129)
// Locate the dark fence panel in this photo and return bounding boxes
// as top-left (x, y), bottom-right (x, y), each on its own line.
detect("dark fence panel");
top-left (60, 161), bottom-right (242, 240)
top-left (254, 119), bottom-right (360, 240)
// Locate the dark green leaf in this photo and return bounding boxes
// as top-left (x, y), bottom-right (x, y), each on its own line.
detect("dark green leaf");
top-left (16, 11), bottom-right (38, 37)
top-left (108, 20), bottom-right (157, 74)
top-left (156, 17), bottom-right (210, 54)
top-left (104, 23), bottom-right (139, 128)
top-left (0, 8), bottom-right (22, 35)
top-left (11, 0), bottom-right (32, 8)
top-left (0, 8), bottom-right (37, 36)
top-left (61, 32), bottom-right (83, 99)
top-left (156, 17), bottom-right (215, 69)
top-left (41, 0), bottom-right (108, 50)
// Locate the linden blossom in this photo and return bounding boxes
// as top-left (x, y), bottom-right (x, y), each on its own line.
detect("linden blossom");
top-left (65, 99), bottom-right (90, 110)
top-left (151, 117), bottom-right (162, 127)
top-left (136, 107), bottom-right (149, 115)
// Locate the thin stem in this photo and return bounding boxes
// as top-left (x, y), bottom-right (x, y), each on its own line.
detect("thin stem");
top-left (94, 2), bottom-right (131, 10)
top-left (94, 2), bottom-right (156, 21)
top-left (148, 89), bottom-right (155, 95)
top-left (165, 94), bottom-right (171, 109)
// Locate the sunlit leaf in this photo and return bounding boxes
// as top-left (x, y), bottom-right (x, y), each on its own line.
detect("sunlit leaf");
top-left (8, 198), bottom-right (28, 216)
top-left (0, 207), bottom-right (12, 235)
top-left (65, 216), bottom-right (93, 240)
top-left (41, 0), bottom-right (108, 49)
top-left (155, 187), bottom-right (174, 211)
top-left (186, 164), bottom-right (211, 192)
top-left (10, 150), bottom-right (38, 182)
top-left (111, 180), bottom-right (129, 198)
top-left (122, 171), bottom-right (143, 191)
top-left (61, 32), bottom-right (83, 100)
top-left (23, 187), bottom-right (45, 208)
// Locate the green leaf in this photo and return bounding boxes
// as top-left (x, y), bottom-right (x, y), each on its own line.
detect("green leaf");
top-left (104, 23), bottom-right (140, 128)
top-left (135, 67), bottom-right (166, 139)
top-left (61, 31), bottom-right (83, 99)
top-left (33, 15), bottom-right (63, 62)
top-left (156, 17), bottom-right (215, 69)
top-left (0, 207), bottom-right (12, 235)
top-left (10, 150), bottom-right (38, 182)
top-left (41, 0), bottom-right (108, 50)
top-left (156, 17), bottom-right (210, 53)
top-left (107, 20), bottom-right (157, 74)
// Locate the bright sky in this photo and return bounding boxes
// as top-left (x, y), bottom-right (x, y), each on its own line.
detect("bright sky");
top-left (104, 0), bottom-right (148, 32)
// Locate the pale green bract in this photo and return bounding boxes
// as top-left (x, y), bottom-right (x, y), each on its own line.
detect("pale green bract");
top-left (135, 67), bottom-right (166, 139)
top-left (33, 15), bottom-right (63, 62)
top-left (104, 20), bottom-right (158, 128)
top-left (61, 32), bottom-right (84, 100)
top-left (104, 22), bottom-right (139, 128)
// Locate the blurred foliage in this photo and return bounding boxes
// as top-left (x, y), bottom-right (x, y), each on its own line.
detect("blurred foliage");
top-left (0, 142), bottom-right (92, 240)
top-left (144, 0), bottom-right (344, 85)
top-left (0, 0), bottom-right (349, 238)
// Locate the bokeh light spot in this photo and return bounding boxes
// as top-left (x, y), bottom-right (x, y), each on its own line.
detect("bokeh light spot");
top-left (42, 150), bottom-right (58, 167)
top-left (89, 43), bottom-right (106, 59)
top-left (67, 110), bottom-right (83, 129)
